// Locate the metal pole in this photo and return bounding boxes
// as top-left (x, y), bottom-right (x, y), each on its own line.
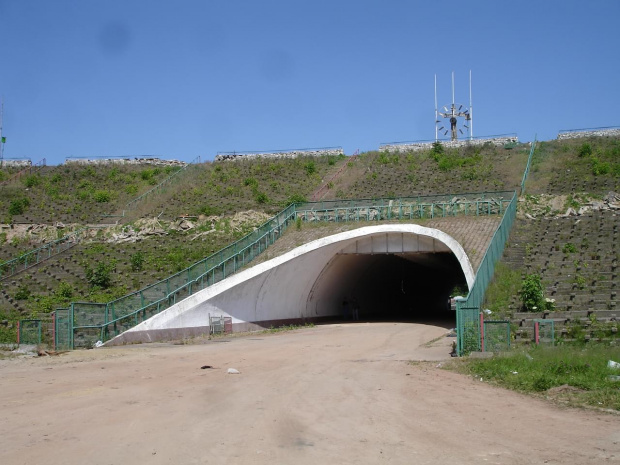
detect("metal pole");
top-left (434, 74), bottom-right (438, 142)
top-left (451, 71), bottom-right (455, 106)
top-left (469, 70), bottom-right (473, 140)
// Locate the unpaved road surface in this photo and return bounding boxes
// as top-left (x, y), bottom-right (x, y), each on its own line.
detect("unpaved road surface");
top-left (1, 322), bottom-right (618, 464)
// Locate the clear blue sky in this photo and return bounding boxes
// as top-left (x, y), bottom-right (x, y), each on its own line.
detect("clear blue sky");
top-left (1, 0), bottom-right (619, 165)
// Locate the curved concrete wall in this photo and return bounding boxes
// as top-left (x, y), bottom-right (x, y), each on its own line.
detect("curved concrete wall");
top-left (109, 224), bottom-right (475, 344)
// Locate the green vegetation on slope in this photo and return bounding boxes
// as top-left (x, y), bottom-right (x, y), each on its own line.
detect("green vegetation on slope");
top-left (0, 164), bottom-right (178, 224)
top-left (451, 344), bottom-right (620, 411)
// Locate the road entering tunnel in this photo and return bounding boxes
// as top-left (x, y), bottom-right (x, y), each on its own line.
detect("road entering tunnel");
top-left (307, 251), bottom-right (467, 325)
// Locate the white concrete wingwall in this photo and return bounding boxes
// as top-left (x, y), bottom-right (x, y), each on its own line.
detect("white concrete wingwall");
top-left (109, 224), bottom-right (475, 343)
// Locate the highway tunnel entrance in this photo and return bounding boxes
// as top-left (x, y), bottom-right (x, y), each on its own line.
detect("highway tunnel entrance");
top-left (113, 225), bottom-right (476, 345)
top-left (307, 249), bottom-right (468, 325)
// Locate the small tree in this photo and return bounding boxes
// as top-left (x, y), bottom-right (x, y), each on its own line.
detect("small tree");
top-left (130, 252), bottom-right (145, 272)
top-left (84, 260), bottom-right (116, 289)
top-left (520, 273), bottom-right (545, 311)
top-left (431, 141), bottom-right (444, 157)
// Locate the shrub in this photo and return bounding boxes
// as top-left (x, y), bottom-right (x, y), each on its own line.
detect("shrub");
top-left (431, 141), bottom-right (444, 157)
top-left (23, 174), bottom-right (41, 188)
top-left (8, 198), bottom-right (29, 216)
top-left (199, 205), bottom-right (222, 216)
top-left (578, 142), bottom-right (592, 158)
top-left (125, 184), bottom-right (139, 195)
top-left (93, 190), bottom-right (111, 203)
top-left (130, 252), bottom-right (145, 272)
top-left (243, 177), bottom-right (258, 188)
top-left (84, 260), bottom-right (117, 289)
top-left (304, 161), bottom-right (316, 176)
top-left (562, 242), bottom-right (577, 253)
top-left (295, 216), bottom-right (302, 231)
top-left (15, 286), bottom-right (31, 300)
top-left (254, 191), bottom-right (269, 204)
top-left (55, 282), bottom-right (74, 299)
top-left (591, 159), bottom-right (610, 176)
top-left (140, 169), bottom-right (155, 181)
top-left (286, 193), bottom-right (307, 205)
top-left (520, 273), bottom-right (545, 311)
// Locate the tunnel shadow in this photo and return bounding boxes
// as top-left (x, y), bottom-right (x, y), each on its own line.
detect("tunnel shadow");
top-left (310, 252), bottom-right (466, 331)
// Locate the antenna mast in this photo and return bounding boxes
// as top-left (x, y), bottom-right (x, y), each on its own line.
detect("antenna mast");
top-left (469, 70), bottom-right (473, 140)
top-left (436, 71), bottom-right (472, 141)
top-left (434, 75), bottom-right (438, 142)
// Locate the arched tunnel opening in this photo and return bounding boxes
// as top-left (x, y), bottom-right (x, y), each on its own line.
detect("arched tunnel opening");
top-left (308, 251), bottom-right (467, 326)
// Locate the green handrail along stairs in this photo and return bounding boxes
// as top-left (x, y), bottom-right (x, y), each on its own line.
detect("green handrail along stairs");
top-left (455, 191), bottom-right (518, 355)
top-left (59, 190), bottom-right (514, 349)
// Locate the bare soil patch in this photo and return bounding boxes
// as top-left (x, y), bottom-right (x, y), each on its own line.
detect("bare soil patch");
top-left (0, 323), bottom-right (618, 464)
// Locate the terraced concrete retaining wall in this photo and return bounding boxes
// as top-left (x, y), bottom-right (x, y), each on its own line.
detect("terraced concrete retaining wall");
top-left (64, 157), bottom-right (186, 166)
top-left (215, 148), bottom-right (344, 162)
top-left (557, 128), bottom-right (620, 140)
top-left (379, 136), bottom-right (519, 153)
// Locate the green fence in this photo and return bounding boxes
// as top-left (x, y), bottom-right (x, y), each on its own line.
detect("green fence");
top-left (296, 191), bottom-right (512, 222)
top-left (56, 190), bottom-right (513, 349)
top-left (534, 319), bottom-right (555, 345)
top-left (456, 190), bottom-right (518, 356)
top-left (520, 137), bottom-right (537, 194)
top-left (456, 307), bottom-right (481, 355)
top-left (483, 320), bottom-right (511, 352)
top-left (0, 227), bottom-right (89, 281)
top-left (53, 309), bottom-right (72, 350)
top-left (18, 319), bottom-right (42, 345)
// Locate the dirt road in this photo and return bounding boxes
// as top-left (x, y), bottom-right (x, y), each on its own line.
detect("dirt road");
top-left (0, 322), bottom-right (618, 464)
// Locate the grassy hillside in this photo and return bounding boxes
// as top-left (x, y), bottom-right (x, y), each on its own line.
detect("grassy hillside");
top-left (130, 154), bottom-right (345, 220)
top-left (1, 134), bottom-right (618, 345)
top-left (320, 142), bottom-right (529, 200)
top-left (527, 136), bottom-right (620, 195)
top-left (0, 164), bottom-right (179, 224)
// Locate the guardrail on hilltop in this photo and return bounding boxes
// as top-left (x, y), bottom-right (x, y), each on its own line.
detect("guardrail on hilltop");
top-left (59, 190), bottom-right (515, 349)
top-left (557, 126), bottom-right (620, 139)
top-left (379, 134), bottom-right (520, 153)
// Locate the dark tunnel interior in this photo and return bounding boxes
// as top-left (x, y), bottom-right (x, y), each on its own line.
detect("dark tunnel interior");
top-left (330, 252), bottom-right (467, 325)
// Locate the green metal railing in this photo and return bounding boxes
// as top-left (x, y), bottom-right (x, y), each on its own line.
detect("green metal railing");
top-left (296, 191), bottom-right (512, 222)
top-left (456, 190), bottom-right (518, 355)
top-left (60, 191), bottom-right (512, 349)
top-left (18, 319), bottom-right (42, 345)
top-left (483, 320), bottom-right (511, 352)
top-left (520, 137), bottom-right (537, 194)
top-left (0, 227), bottom-right (89, 281)
top-left (534, 319), bottom-right (555, 345)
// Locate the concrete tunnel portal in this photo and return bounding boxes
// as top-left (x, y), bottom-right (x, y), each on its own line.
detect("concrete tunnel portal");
top-left (111, 225), bottom-right (475, 344)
